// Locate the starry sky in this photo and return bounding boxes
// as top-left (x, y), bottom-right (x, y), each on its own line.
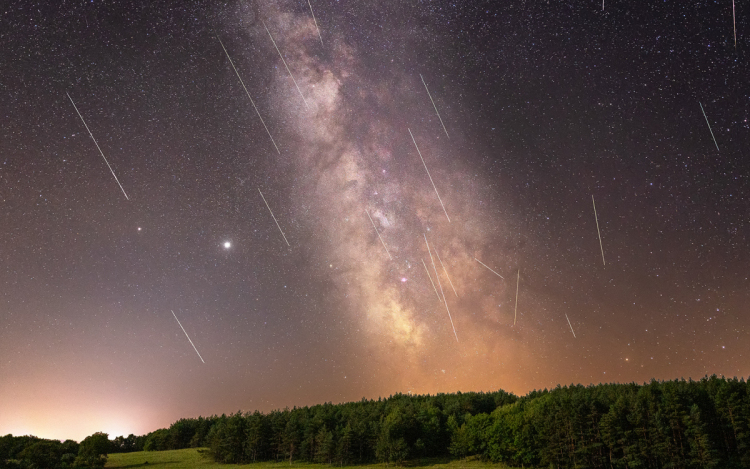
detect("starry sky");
top-left (1, 0), bottom-right (748, 442)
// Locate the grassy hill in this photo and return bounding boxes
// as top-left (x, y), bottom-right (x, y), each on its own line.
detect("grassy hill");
top-left (105, 448), bottom-right (510, 469)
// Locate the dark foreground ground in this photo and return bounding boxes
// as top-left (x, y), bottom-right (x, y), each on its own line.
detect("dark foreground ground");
top-left (106, 449), bottom-right (511, 469)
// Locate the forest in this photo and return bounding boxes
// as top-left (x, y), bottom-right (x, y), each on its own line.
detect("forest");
top-left (2, 376), bottom-right (749, 468)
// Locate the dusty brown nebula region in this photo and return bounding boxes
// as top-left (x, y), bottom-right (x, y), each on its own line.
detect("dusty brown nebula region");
top-left (227, 3), bottom-right (531, 394)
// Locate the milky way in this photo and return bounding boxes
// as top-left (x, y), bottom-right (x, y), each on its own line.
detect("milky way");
top-left (1, 0), bottom-right (748, 441)
top-left (256, 2), bottom-right (524, 382)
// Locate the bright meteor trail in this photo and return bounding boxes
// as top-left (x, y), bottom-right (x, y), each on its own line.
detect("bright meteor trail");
top-left (514, 269), bottom-right (519, 326)
top-left (565, 314), bottom-right (577, 339)
top-left (408, 128), bottom-right (450, 222)
top-left (592, 195), bottom-right (605, 267)
top-left (259, 188), bottom-right (290, 247)
top-left (307, 0), bottom-right (324, 47)
top-left (66, 92), bottom-right (129, 200)
top-left (263, 20), bottom-right (309, 110)
top-left (422, 259), bottom-right (441, 301)
top-left (435, 248), bottom-right (458, 297)
top-left (171, 310), bottom-right (205, 363)
top-left (217, 36), bottom-right (280, 154)
top-left (733, 0), bottom-right (737, 48)
top-left (699, 102), bottom-right (720, 153)
top-left (365, 209), bottom-right (392, 260)
top-left (474, 257), bottom-right (504, 279)
top-left (420, 74), bottom-right (449, 139)
top-left (425, 234), bottom-right (458, 342)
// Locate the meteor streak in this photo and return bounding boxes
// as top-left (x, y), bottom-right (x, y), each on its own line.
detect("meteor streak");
top-left (592, 195), bottom-right (605, 266)
top-left (217, 36), bottom-right (280, 154)
top-left (171, 310), bottom-right (205, 363)
top-left (474, 257), bottom-right (504, 279)
top-left (733, 0), bottom-right (737, 48)
top-left (565, 313), bottom-right (577, 338)
top-left (514, 269), bottom-right (519, 325)
top-left (263, 20), bottom-right (309, 110)
top-left (66, 92), bottom-right (129, 200)
top-left (425, 234), bottom-right (458, 342)
top-left (307, 0), bottom-right (324, 47)
top-left (420, 74), bottom-right (449, 139)
top-left (699, 102), bottom-right (720, 152)
top-left (365, 209), bottom-right (392, 260)
top-left (259, 188), bottom-right (290, 246)
top-left (435, 248), bottom-right (458, 297)
top-left (422, 259), bottom-right (441, 301)
top-left (408, 128), bottom-right (450, 222)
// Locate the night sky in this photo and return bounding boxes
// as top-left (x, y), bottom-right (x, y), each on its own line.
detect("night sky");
top-left (1, 0), bottom-right (748, 442)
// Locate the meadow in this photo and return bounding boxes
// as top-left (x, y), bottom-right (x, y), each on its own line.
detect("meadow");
top-left (105, 449), bottom-right (510, 469)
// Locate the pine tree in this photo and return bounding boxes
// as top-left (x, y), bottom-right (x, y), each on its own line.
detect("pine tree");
top-left (316, 426), bottom-right (335, 464)
top-left (686, 404), bottom-right (718, 468)
top-left (337, 423), bottom-right (354, 466)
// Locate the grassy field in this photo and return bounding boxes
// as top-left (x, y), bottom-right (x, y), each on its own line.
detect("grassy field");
top-left (105, 449), bottom-right (512, 469)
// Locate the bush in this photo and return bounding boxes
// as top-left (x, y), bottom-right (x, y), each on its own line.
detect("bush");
top-left (74, 432), bottom-right (109, 468)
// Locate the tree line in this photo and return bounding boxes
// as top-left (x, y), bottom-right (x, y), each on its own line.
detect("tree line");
top-left (451, 376), bottom-right (749, 468)
top-left (135, 375), bottom-right (750, 468)
top-left (0, 432), bottom-right (110, 468)
top-left (3, 376), bottom-right (749, 468)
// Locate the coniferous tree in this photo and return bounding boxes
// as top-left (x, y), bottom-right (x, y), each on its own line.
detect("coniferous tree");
top-left (245, 411), bottom-right (268, 462)
top-left (283, 412), bottom-right (301, 465)
top-left (316, 426), bottom-right (335, 464)
top-left (337, 423), bottom-right (354, 466)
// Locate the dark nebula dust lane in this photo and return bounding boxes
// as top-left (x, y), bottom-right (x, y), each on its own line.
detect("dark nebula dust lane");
top-left (0, 0), bottom-right (748, 441)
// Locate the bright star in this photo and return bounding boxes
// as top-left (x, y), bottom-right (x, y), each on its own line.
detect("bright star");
top-left (224, 242), bottom-right (231, 249)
